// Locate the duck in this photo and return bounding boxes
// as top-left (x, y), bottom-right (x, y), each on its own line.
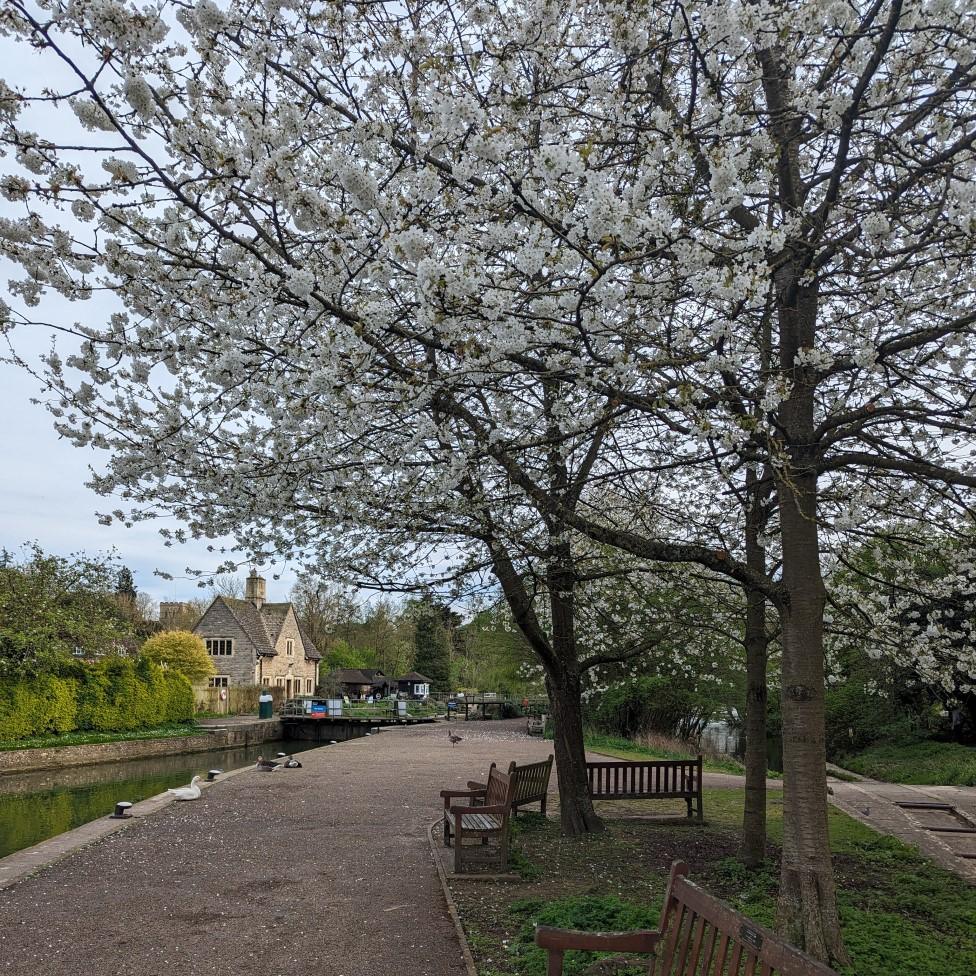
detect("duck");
top-left (254, 755), bottom-right (282, 772)
top-left (166, 775), bottom-right (202, 801)
top-left (448, 730), bottom-right (463, 747)
top-left (276, 752), bottom-right (303, 769)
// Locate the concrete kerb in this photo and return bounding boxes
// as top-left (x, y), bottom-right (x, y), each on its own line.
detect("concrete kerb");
top-left (0, 761), bottom-right (255, 892)
top-left (426, 819), bottom-right (480, 976)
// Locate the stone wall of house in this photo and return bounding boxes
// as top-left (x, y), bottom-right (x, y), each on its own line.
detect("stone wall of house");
top-left (193, 600), bottom-right (260, 686)
top-left (263, 608), bottom-right (318, 695)
top-left (0, 722), bottom-right (284, 775)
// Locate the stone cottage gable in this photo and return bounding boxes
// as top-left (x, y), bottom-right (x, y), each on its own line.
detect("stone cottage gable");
top-left (192, 596), bottom-right (267, 686)
top-left (261, 603), bottom-right (322, 663)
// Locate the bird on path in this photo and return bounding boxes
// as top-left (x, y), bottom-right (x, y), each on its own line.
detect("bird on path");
top-left (448, 730), bottom-right (463, 747)
top-left (254, 755), bottom-right (282, 772)
top-left (166, 775), bottom-right (202, 801)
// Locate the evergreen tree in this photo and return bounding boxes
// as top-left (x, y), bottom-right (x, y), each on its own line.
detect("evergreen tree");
top-left (115, 567), bottom-right (137, 605)
top-left (411, 600), bottom-right (451, 693)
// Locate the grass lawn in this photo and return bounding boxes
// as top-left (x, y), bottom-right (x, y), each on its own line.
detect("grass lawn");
top-left (0, 723), bottom-right (202, 751)
top-left (839, 739), bottom-right (976, 786)
top-left (449, 789), bottom-right (976, 976)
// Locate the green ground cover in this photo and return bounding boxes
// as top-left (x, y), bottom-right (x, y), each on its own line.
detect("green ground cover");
top-left (450, 788), bottom-right (976, 976)
top-left (0, 723), bottom-right (200, 751)
top-left (582, 730), bottom-right (748, 775)
top-left (839, 739), bottom-right (976, 786)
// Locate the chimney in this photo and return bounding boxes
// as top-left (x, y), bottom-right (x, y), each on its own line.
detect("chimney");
top-left (246, 570), bottom-right (266, 608)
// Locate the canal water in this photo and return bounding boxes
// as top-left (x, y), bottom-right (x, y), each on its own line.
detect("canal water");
top-left (0, 739), bottom-right (321, 860)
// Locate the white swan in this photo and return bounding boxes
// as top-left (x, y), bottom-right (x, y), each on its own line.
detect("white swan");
top-left (166, 775), bottom-right (202, 801)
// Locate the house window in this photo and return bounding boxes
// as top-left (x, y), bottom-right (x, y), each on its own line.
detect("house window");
top-left (286, 639), bottom-right (294, 656)
top-left (206, 638), bottom-right (233, 656)
top-left (306, 679), bottom-right (313, 693)
top-left (275, 676), bottom-right (284, 687)
top-left (209, 675), bottom-right (230, 688)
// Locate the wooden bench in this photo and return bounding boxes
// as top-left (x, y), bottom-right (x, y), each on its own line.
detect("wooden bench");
top-left (587, 757), bottom-right (703, 821)
top-left (440, 766), bottom-right (518, 874)
top-left (442, 755), bottom-right (553, 846)
top-left (467, 755), bottom-right (553, 818)
top-left (527, 713), bottom-right (546, 735)
top-left (536, 860), bottom-right (837, 975)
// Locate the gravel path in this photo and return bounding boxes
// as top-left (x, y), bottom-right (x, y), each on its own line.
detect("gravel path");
top-left (0, 719), bottom-right (552, 976)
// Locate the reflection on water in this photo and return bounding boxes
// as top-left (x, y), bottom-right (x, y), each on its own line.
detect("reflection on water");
top-left (0, 739), bottom-right (320, 859)
top-left (700, 721), bottom-right (783, 773)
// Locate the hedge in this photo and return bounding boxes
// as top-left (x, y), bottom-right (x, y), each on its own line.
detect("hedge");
top-left (0, 657), bottom-right (193, 741)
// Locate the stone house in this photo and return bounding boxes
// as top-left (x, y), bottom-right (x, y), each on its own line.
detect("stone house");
top-left (190, 571), bottom-right (321, 697)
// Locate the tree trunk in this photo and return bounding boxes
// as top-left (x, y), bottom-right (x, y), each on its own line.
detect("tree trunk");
top-left (546, 549), bottom-right (603, 835)
top-left (776, 474), bottom-right (847, 964)
top-left (741, 590), bottom-right (769, 867)
top-left (774, 272), bottom-right (848, 965)
top-left (740, 467), bottom-right (769, 868)
top-left (545, 668), bottom-right (604, 834)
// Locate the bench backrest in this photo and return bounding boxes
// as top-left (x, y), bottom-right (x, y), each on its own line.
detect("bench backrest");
top-left (651, 862), bottom-right (837, 976)
top-left (484, 766), bottom-right (515, 810)
top-left (506, 755), bottom-right (553, 805)
top-left (586, 758), bottom-right (702, 800)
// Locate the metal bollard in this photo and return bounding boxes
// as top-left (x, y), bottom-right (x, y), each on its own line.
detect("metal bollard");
top-left (207, 769), bottom-right (222, 781)
top-left (111, 801), bottom-right (133, 819)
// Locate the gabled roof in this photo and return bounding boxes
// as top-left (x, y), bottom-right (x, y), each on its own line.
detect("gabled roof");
top-left (333, 669), bottom-right (376, 685)
top-left (259, 602), bottom-right (291, 645)
top-left (215, 596), bottom-right (276, 657)
top-left (398, 671), bottom-right (432, 683)
top-left (295, 619), bottom-right (321, 661)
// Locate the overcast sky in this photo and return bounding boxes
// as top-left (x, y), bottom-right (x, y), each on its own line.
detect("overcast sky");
top-left (0, 322), bottom-right (303, 611)
top-left (0, 13), bottom-right (308, 612)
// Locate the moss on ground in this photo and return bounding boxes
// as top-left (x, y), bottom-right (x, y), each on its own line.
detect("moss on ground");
top-left (839, 739), bottom-right (976, 786)
top-left (450, 789), bottom-right (976, 976)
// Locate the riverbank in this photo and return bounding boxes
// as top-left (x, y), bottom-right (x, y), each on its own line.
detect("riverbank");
top-left (0, 718), bottom-right (282, 774)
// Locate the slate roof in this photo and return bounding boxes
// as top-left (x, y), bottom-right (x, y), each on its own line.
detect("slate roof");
top-left (332, 668), bottom-right (392, 687)
top-left (218, 597), bottom-right (275, 657)
top-left (397, 671), bottom-right (432, 683)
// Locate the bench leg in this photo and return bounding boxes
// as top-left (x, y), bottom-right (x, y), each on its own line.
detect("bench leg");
top-left (454, 817), bottom-right (463, 874)
top-left (686, 797), bottom-right (693, 818)
top-left (443, 811), bottom-right (451, 847)
top-left (697, 791), bottom-right (703, 823)
top-left (540, 795), bottom-right (547, 817)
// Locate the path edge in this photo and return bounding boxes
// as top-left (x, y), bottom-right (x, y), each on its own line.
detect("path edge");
top-left (427, 818), bottom-right (480, 976)
top-left (0, 763), bottom-right (254, 892)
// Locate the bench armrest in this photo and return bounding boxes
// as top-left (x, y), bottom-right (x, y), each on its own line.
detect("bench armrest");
top-left (440, 788), bottom-right (486, 800)
top-left (535, 926), bottom-right (659, 953)
top-left (466, 779), bottom-right (487, 790)
top-left (450, 803), bottom-right (509, 816)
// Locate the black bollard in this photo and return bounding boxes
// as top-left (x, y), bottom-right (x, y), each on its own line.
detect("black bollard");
top-left (207, 769), bottom-right (222, 781)
top-left (111, 801), bottom-right (133, 819)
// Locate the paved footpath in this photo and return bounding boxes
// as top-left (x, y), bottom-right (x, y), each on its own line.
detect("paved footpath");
top-left (828, 777), bottom-right (976, 882)
top-left (0, 719), bottom-right (552, 976)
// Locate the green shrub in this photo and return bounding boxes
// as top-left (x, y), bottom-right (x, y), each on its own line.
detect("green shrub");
top-left (0, 656), bottom-right (193, 743)
top-left (588, 675), bottom-right (717, 740)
